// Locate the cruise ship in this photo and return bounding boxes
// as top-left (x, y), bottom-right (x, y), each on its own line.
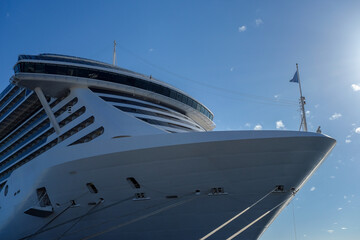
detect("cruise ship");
top-left (0, 54), bottom-right (335, 240)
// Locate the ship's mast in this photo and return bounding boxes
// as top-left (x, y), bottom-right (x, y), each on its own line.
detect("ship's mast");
top-left (296, 63), bottom-right (308, 132)
top-left (113, 40), bottom-right (117, 66)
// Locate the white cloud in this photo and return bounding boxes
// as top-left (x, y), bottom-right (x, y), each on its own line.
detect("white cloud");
top-left (330, 176), bottom-right (335, 179)
top-left (329, 113), bottom-right (342, 120)
top-left (254, 124), bottom-right (262, 130)
top-left (276, 120), bottom-right (285, 129)
top-left (148, 48), bottom-right (154, 52)
top-left (345, 139), bottom-right (351, 143)
top-left (230, 67), bottom-right (234, 72)
top-left (351, 84), bottom-right (360, 91)
top-left (255, 18), bottom-right (263, 26)
top-left (341, 227), bottom-right (348, 230)
top-left (338, 207), bottom-right (342, 211)
top-left (355, 127), bottom-right (360, 134)
top-left (327, 230), bottom-right (334, 234)
top-left (238, 25), bottom-right (246, 32)
top-left (310, 186), bottom-right (316, 191)
top-left (306, 110), bottom-right (310, 117)
top-left (274, 94), bottom-right (279, 99)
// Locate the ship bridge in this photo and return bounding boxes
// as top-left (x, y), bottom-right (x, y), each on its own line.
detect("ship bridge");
top-left (12, 54), bottom-right (215, 131)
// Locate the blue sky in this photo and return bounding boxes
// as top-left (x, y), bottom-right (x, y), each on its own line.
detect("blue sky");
top-left (1, 1), bottom-right (360, 239)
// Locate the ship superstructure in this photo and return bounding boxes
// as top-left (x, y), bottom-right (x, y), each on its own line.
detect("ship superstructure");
top-left (0, 54), bottom-right (335, 240)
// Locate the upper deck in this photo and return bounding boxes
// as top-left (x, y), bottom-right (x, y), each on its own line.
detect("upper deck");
top-left (12, 54), bottom-right (214, 130)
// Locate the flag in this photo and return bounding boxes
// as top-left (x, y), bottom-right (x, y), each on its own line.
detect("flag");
top-left (290, 70), bottom-right (299, 83)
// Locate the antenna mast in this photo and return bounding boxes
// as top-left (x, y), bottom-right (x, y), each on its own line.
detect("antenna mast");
top-left (113, 40), bottom-right (117, 66)
top-left (297, 63), bottom-right (308, 132)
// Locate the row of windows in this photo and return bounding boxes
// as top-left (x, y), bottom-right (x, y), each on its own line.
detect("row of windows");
top-left (69, 126), bottom-right (104, 146)
top-left (0, 115), bottom-right (95, 182)
top-left (54, 97), bottom-right (78, 117)
top-left (139, 118), bottom-right (194, 132)
top-left (18, 54), bottom-right (133, 75)
top-left (0, 120), bottom-right (50, 162)
top-left (0, 130), bottom-right (50, 171)
top-left (0, 84), bottom-right (15, 103)
top-left (96, 91), bottom-right (203, 132)
top-left (0, 85), bottom-right (20, 111)
top-left (0, 98), bottom-right (72, 168)
top-left (0, 93), bottom-right (42, 141)
top-left (0, 89), bottom-right (26, 122)
top-left (0, 96), bottom-right (71, 157)
top-left (15, 61), bottom-right (214, 120)
top-left (0, 94), bottom-right (68, 153)
top-left (101, 95), bottom-right (174, 115)
top-left (0, 112), bottom-right (45, 152)
top-left (0, 97), bottom-right (68, 158)
top-left (58, 114), bottom-right (93, 142)
top-left (116, 106), bottom-right (201, 130)
top-left (98, 93), bottom-right (192, 121)
top-left (0, 98), bottom-right (82, 179)
top-left (117, 105), bottom-right (181, 122)
top-left (0, 87), bottom-right (32, 116)
top-left (0, 100), bottom-right (46, 150)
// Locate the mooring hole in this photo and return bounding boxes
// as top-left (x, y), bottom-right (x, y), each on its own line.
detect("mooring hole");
top-left (127, 177), bottom-right (141, 189)
top-left (86, 183), bottom-right (98, 194)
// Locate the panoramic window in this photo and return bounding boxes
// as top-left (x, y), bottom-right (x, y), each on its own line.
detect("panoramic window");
top-left (15, 61), bottom-right (213, 120)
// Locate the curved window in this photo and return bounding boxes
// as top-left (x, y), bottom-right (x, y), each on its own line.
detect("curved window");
top-left (15, 61), bottom-right (214, 121)
top-left (116, 106), bottom-right (201, 129)
top-left (138, 118), bottom-right (194, 131)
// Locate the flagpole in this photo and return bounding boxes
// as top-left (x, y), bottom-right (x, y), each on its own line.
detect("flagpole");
top-left (296, 63), bottom-right (308, 132)
top-left (113, 40), bottom-right (117, 66)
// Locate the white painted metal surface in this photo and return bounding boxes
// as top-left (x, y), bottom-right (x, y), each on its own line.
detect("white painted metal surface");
top-left (0, 55), bottom-right (336, 240)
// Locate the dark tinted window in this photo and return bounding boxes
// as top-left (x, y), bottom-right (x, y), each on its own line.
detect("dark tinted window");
top-left (15, 62), bottom-right (214, 120)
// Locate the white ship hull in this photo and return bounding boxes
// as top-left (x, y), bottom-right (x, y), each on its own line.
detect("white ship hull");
top-left (0, 54), bottom-right (336, 239)
top-left (0, 131), bottom-right (335, 240)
